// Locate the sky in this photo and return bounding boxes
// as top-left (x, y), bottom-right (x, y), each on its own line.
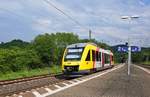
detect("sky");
top-left (0, 0), bottom-right (150, 47)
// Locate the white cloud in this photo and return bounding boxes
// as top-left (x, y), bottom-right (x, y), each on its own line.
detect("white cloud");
top-left (0, 0), bottom-right (150, 47)
top-left (0, 1), bottom-right (24, 11)
top-left (32, 18), bottom-right (53, 32)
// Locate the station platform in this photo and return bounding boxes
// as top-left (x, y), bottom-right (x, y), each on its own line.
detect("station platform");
top-left (47, 64), bottom-right (150, 97)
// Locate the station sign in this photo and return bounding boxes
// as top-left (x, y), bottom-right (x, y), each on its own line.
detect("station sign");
top-left (117, 46), bottom-right (128, 52)
top-left (131, 46), bottom-right (141, 52)
top-left (117, 46), bottom-right (141, 52)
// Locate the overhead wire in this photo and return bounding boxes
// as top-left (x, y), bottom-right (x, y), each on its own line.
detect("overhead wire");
top-left (36, 0), bottom-right (150, 47)
top-left (43, 0), bottom-right (89, 31)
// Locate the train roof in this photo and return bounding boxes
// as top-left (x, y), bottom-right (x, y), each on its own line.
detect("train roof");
top-left (100, 48), bottom-right (113, 55)
top-left (67, 43), bottom-right (97, 48)
top-left (67, 42), bottom-right (113, 55)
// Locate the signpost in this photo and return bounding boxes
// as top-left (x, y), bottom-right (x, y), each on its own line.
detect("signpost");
top-left (117, 45), bottom-right (141, 75)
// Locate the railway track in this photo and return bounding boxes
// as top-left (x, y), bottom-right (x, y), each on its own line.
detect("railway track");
top-left (0, 73), bottom-right (62, 86)
top-left (0, 72), bottom-right (66, 97)
top-left (138, 64), bottom-right (150, 69)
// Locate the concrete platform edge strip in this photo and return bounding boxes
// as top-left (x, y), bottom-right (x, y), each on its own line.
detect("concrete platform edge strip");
top-left (41, 64), bottom-right (124, 97)
top-left (134, 65), bottom-right (150, 74)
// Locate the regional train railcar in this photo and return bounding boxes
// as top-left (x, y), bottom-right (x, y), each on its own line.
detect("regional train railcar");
top-left (62, 43), bottom-right (114, 75)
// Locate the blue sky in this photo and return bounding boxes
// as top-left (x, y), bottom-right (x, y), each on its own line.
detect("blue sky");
top-left (0, 0), bottom-right (150, 47)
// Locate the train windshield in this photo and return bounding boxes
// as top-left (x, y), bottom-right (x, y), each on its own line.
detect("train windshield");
top-left (64, 47), bottom-right (84, 61)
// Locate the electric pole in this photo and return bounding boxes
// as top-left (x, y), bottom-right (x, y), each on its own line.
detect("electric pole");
top-left (89, 29), bottom-right (92, 41)
top-left (128, 38), bottom-right (131, 75)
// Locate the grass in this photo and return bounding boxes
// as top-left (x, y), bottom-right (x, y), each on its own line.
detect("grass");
top-left (0, 65), bottom-right (62, 81)
top-left (142, 61), bottom-right (150, 65)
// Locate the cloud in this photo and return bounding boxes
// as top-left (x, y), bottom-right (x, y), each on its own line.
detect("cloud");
top-left (0, 1), bottom-right (24, 11)
top-left (32, 18), bottom-right (52, 31)
top-left (0, 0), bottom-right (150, 47)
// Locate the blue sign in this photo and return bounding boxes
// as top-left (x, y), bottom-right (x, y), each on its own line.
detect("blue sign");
top-left (131, 46), bottom-right (141, 52)
top-left (117, 46), bottom-right (128, 52)
top-left (117, 46), bottom-right (141, 52)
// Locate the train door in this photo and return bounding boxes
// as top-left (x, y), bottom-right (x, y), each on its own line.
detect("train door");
top-left (110, 55), bottom-right (114, 65)
top-left (95, 50), bottom-right (101, 69)
top-left (92, 50), bottom-right (96, 70)
top-left (85, 50), bottom-right (93, 70)
top-left (104, 54), bottom-right (110, 67)
top-left (110, 55), bottom-right (112, 65)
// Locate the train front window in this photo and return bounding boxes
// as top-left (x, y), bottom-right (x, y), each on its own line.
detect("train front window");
top-left (64, 48), bottom-right (84, 61)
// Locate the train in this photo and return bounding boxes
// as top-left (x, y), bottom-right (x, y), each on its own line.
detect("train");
top-left (62, 43), bottom-right (114, 76)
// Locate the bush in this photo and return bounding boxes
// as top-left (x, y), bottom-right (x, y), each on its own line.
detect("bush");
top-left (0, 48), bottom-right (42, 73)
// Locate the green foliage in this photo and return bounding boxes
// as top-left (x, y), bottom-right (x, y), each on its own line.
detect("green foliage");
top-left (0, 48), bottom-right (42, 73)
top-left (0, 39), bottom-right (29, 49)
top-left (132, 52), bottom-right (143, 63)
top-left (31, 32), bottom-right (79, 66)
top-left (0, 66), bottom-right (61, 80)
top-left (0, 32), bottom-right (149, 78)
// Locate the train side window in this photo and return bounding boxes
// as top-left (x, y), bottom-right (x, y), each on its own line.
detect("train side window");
top-left (92, 50), bottom-right (95, 61)
top-left (96, 51), bottom-right (99, 61)
top-left (108, 55), bottom-right (110, 62)
top-left (105, 54), bottom-right (110, 63)
top-left (104, 54), bottom-right (107, 63)
top-left (86, 50), bottom-right (90, 61)
top-left (99, 52), bottom-right (101, 61)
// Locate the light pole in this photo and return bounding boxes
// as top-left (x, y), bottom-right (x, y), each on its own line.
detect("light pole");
top-left (121, 15), bottom-right (139, 75)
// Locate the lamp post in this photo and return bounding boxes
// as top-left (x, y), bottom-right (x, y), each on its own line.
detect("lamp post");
top-left (121, 15), bottom-right (139, 75)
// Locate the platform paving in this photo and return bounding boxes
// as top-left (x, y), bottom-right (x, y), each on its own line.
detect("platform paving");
top-left (46, 64), bottom-right (150, 97)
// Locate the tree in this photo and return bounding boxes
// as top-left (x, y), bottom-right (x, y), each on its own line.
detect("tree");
top-left (0, 39), bottom-right (29, 49)
top-left (31, 32), bottom-right (79, 66)
top-left (0, 47), bottom-right (42, 73)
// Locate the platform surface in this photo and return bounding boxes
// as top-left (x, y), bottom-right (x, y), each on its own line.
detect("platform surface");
top-left (47, 65), bottom-right (150, 97)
